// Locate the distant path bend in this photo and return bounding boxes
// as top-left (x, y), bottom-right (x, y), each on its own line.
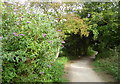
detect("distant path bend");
top-left (64, 56), bottom-right (116, 82)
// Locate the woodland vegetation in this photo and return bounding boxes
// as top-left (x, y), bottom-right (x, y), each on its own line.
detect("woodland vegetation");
top-left (1, 1), bottom-right (119, 82)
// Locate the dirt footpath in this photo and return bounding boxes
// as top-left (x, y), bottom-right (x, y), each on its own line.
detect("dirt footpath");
top-left (64, 57), bottom-right (116, 82)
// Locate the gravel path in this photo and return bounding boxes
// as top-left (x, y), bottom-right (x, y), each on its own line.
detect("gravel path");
top-left (64, 56), bottom-right (116, 82)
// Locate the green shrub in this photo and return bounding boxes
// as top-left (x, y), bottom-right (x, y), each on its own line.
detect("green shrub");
top-left (86, 47), bottom-right (96, 56)
top-left (93, 47), bottom-right (120, 80)
top-left (14, 57), bottom-right (68, 82)
top-left (1, 3), bottom-right (65, 82)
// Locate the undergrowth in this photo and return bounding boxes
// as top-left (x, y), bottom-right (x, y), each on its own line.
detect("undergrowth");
top-left (93, 47), bottom-right (119, 81)
top-left (15, 57), bottom-right (68, 82)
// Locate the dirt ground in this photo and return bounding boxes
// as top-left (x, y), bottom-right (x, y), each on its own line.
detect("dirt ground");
top-left (64, 56), bottom-right (116, 82)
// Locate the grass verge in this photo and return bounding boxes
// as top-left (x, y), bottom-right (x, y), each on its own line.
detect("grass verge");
top-left (93, 49), bottom-right (119, 81)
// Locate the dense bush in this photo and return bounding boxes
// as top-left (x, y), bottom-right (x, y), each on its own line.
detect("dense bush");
top-left (78, 2), bottom-right (119, 51)
top-left (93, 46), bottom-right (120, 80)
top-left (1, 2), bottom-right (66, 82)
